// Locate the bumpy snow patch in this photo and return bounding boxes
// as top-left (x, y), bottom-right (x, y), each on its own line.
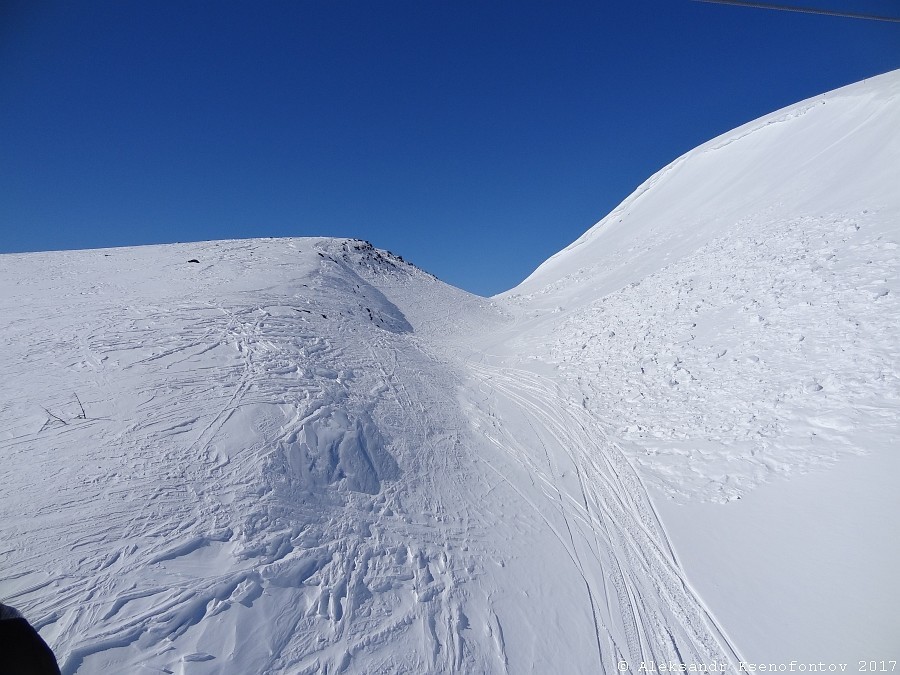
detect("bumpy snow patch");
top-left (283, 407), bottom-right (399, 494)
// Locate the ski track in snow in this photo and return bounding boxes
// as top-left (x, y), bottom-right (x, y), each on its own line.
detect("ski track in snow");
top-left (0, 240), bottom-right (493, 674)
top-left (0, 237), bottom-right (741, 673)
top-left (462, 360), bottom-right (741, 670)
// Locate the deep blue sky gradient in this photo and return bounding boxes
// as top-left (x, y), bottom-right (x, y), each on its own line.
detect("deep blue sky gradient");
top-left (2, 0), bottom-right (898, 295)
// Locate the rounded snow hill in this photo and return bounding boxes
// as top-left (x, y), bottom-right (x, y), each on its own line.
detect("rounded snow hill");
top-left (503, 68), bottom-right (900, 308)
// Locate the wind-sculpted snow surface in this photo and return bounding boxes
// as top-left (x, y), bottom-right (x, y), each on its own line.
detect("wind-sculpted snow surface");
top-left (0, 235), bottom-right (743, 673)
top-left (0, 239), bottom-right (503, 673)
top-left (544, 210), bottom-right (900, 503)
top-left (2, 70), bottom-right (899, 673)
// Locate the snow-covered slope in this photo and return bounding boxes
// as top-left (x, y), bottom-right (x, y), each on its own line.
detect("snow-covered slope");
top-left (498, 69), bottom-right (900, 661)
top-left (2, 70), bottom-right (898, 674)
top-left (1, 238), bottom-right (743, 673)
top-left (506, 70), bottom-right (899, 309)
top-left (0, 239), bottom-right (507, 673)
top-left (498, 69), bottom-right (900, 502)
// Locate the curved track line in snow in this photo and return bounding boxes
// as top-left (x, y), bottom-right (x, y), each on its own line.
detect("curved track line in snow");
top-left (465, 360), bottom-right (743, 672)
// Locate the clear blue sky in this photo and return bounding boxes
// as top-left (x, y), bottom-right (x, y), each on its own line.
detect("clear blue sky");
top-left (2, 0), bottom-right (898, 296)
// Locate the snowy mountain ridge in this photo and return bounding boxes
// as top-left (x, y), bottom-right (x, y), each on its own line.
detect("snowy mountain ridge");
top-left (2, 70), bottom-right (899, 673)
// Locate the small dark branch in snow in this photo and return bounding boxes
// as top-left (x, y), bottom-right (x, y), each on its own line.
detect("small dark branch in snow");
top-left (74, 393), bottom-right (86, 419)
top-left (42, 407), bottom-right (67, 427)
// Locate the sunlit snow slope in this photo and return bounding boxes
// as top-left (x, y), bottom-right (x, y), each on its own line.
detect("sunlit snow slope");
top-left (2, 70), bottom-right (898, 674)
top-left (503, 69), bottom-right (900, 502)
top-left (499, 69), bottom-right (900, 661)
top-left (0, 240), bottom-right (524, 674)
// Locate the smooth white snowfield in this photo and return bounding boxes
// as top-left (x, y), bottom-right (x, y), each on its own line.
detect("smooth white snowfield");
top-left (1, 70), bottom-right (898, 673)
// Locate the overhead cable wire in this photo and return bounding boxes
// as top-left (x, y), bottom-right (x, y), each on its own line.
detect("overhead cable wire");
top-left (691, 0), bottom-right (900, 23)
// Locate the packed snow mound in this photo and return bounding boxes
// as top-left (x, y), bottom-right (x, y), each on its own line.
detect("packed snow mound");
top-left (283, 407), bottom-right (398, 494)
top-left (505, 69), bottom-right (900, 306)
